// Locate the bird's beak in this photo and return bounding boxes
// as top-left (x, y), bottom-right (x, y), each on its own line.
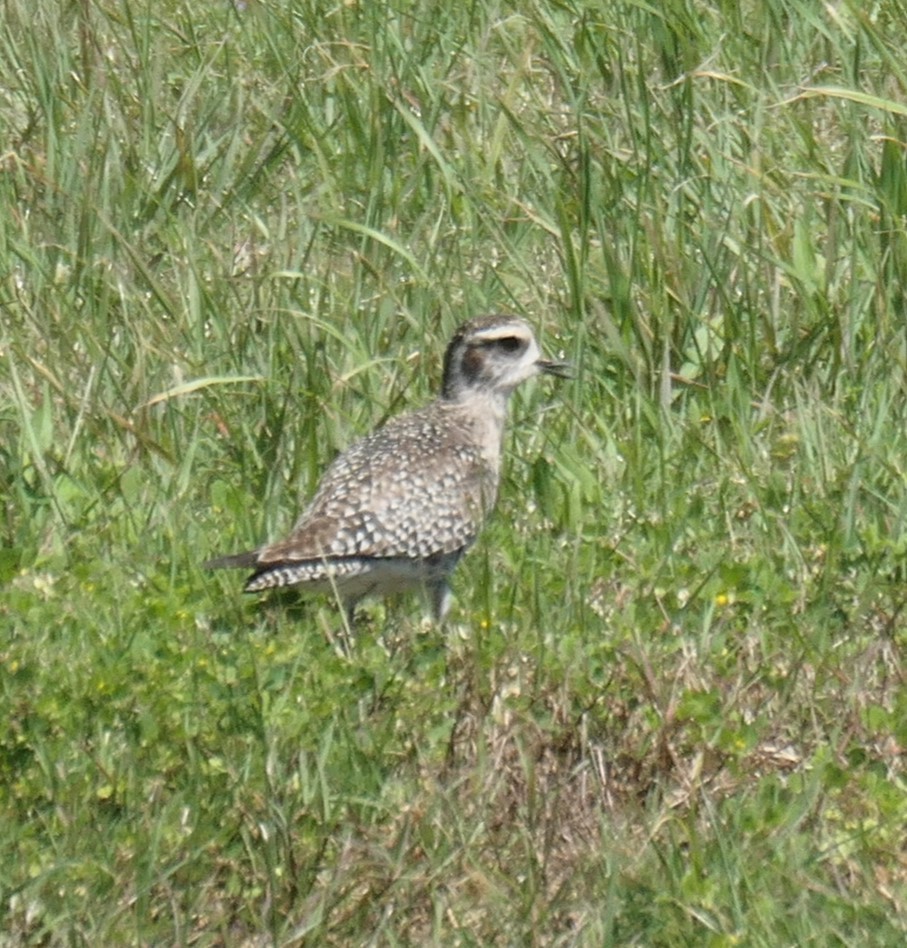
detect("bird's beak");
top-left (538, 358), bottom-right (573, 379)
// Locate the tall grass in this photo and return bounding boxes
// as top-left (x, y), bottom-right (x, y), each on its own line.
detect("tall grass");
top-left (2, 0), bottom-right (905, 943)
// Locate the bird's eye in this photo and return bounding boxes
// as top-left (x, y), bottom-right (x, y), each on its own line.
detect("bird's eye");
top-left (494, 336), bottom-right (525, 353)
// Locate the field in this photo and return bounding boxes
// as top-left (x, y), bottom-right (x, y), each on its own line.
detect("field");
top-left (2, 0), bottom-right (906, 943)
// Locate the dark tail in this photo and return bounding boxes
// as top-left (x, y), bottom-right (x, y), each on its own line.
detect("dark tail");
top-left (202, 551), bottom-right (259, 570)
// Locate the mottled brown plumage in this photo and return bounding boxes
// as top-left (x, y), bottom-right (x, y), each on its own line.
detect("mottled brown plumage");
top-left (204, 314), bottom-right (569, 621)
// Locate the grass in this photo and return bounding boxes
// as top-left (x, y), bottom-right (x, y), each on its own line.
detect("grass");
top-left (2, 0), bottom-right (906, 943)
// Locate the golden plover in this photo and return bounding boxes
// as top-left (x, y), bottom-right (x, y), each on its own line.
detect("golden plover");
top-left (204, 314), bottom-right (570, 622)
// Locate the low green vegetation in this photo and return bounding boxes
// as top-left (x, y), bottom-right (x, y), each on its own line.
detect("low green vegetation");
top-left (2, 0), bottom-right (905, 943)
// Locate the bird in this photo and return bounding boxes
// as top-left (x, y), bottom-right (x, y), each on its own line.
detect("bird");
top-left (203, 314), bottom-right (570, 624)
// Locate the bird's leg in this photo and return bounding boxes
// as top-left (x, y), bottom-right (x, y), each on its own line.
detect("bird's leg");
top-left (318, 597), bottom-right (358, 659)
top-left (427, 580), bottom-right (453, 623)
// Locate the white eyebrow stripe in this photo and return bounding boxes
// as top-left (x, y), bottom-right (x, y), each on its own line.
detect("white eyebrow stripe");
top-left (471, 325), bottom-right (532, 343)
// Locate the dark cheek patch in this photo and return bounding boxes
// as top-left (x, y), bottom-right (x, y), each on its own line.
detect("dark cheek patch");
top-left (461, 346), bottom-right (484, 384)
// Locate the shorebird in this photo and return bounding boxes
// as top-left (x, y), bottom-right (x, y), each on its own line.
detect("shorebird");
top-left (204, 314), bottom-right (570, 623)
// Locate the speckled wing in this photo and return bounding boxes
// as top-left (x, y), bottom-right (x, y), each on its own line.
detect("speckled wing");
top-left (254, 404), bottom-right (493, 567)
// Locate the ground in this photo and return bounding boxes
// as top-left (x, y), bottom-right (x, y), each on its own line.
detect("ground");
top-left (1, 0), bottom-right (906, 943)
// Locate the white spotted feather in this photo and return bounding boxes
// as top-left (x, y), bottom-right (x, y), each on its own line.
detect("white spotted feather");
top-left (204, 314), bottom-right (569, 621)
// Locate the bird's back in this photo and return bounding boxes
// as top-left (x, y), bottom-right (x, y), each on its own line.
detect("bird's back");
top-left (254, 399), bottom-right (494, 568)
